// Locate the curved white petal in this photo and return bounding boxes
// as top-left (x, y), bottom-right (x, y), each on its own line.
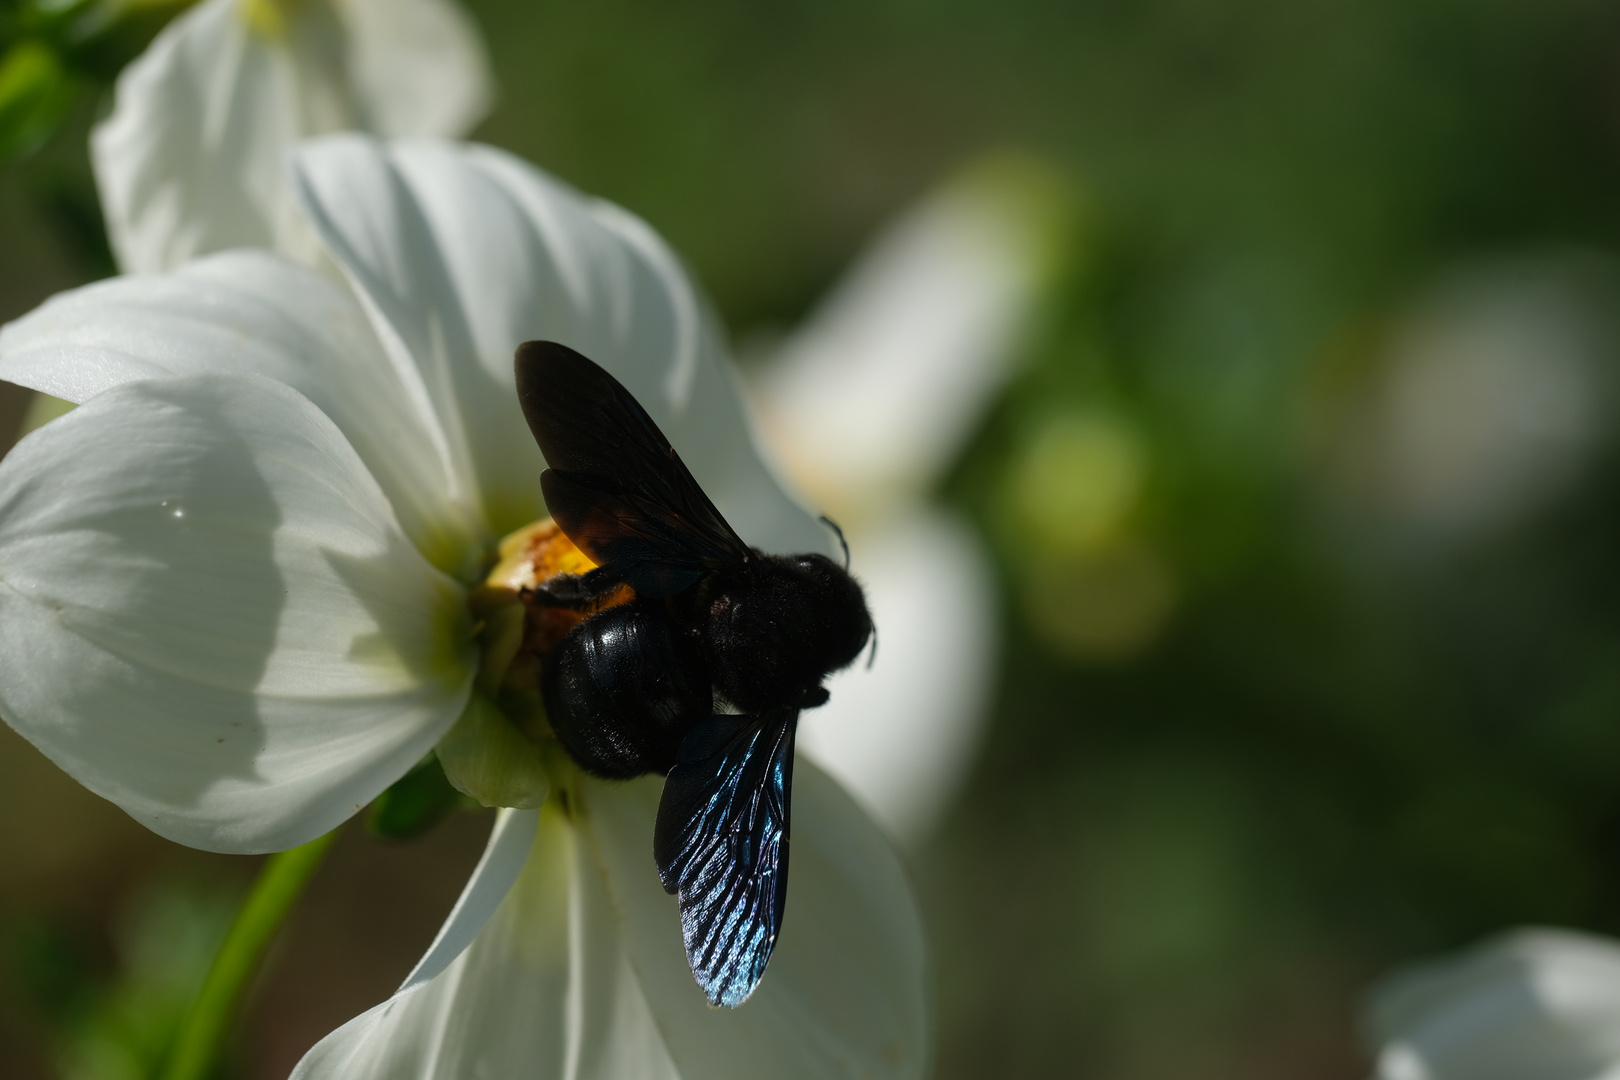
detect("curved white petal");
top-left (1365, 928), bottom-right (1620, 1080)
top-left (334, 0), bottom-right (493, 139)
top-left (293, 804), bottom-right (679, 1080)
top-left (0, 249), bottom-right (479, 572)
top-left (398, 806), bottom-right (540, 991)
top-left (0, 374), bottom-right (474, 853)
top-left (289, 134), bottom-right (831, 557)
top-left (799, 510), bottom-right (996, 844)
top-left (91, 0), bottom-right (493, 274)
top-left (296, 764), bottom-right (926, 1079)
top-left (582, 764), bottom-right (929, 1080)
top-left (92, 0), bottom-right (347, 272)
top-left (755, 158), bottom-right (1065, 514)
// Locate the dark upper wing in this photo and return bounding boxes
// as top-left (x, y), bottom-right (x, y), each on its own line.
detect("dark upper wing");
top-left (654, 709), bottom-right (797, 1007)
top-left (515, 340), bottom-right (751, 596)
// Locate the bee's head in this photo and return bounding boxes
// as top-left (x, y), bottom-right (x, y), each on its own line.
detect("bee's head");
top-left (702, 552), bottom-right (872, 714)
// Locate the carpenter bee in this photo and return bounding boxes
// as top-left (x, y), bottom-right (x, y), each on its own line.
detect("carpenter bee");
top-left (514, 341), bottom-right (873, 1007)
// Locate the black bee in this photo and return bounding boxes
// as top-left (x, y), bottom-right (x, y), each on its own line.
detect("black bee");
top-left (513, 341), bottom-right (873, 1007)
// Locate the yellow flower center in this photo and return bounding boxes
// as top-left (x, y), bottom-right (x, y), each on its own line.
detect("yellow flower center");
top-left (435, 519), bottom-right (633, 808)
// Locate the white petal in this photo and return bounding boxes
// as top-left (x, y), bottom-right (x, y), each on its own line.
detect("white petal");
top-left (799, 511), bottom-right (996, 844)
top-left (333, 0), bottom-right (493, 139)
top-left (398, 806), bottom-right (540, 991)
top-left (90, 0), bottom-right (493, 275)
top-left (297, 767), bottom-right (926, 1079)
top-left (0, 249), bottom-right (479, 573)
top-left (290, 134), bottom-right (831, 556)
top-left (581, 764), bottom-right (929, 1079)
top-left (92, 0), bottom-right (346, 272)
top-left (293, 803), bottom-right (680, 1080)
top-left (1365, 928), bottom-right (1620, 1080)
top-left (755, 158), bottom-right (1066, 513)
top-left (0, 374), bottom-right (474, 853)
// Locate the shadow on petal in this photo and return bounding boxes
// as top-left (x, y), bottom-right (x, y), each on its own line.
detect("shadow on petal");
top-left (323, 533), bottom-right (473, 696)
top-left (292, 803), bottom-right (680, 1080)
top-left (0, 374), bottom-right (470, 852)
top-left (0, 380), bottom-right (283, 813)
top-left (579, 766), bottom-right (929, 1080)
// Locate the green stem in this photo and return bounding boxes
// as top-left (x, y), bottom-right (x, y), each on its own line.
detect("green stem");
top-left (161, 828), bottom-right (340, 1080)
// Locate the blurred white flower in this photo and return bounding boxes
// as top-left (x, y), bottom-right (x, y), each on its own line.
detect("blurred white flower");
top-left (0, 134), bottom-right (926, 1074)
top-left (758, 156), bottom-right (1066, 519)
top-left (1364, 928), bottom-right (1620, 1080)
top-left (1326, 257), bottom-right (1615, 546)
top-left (752, 156), bottom-right (1069, 842)
top-left (92, 0), bottom-right (493, 273)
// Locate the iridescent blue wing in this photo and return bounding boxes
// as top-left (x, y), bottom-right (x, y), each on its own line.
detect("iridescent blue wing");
top-left (653, 709), bottom-right (798, 1006)
top-left (515, 341), bottom-right (752, 597)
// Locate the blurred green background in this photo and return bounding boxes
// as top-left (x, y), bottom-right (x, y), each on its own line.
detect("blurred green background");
top-left (6, 0), bottom-right (1620, 1077)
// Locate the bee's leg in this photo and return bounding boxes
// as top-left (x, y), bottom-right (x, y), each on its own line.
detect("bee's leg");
top-left (527, 565), bottom-right (628, 610)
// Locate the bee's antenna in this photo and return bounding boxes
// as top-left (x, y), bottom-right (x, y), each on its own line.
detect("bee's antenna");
top-left (819, 515), bottom-right (851, 572)
top-left (866, 620), bottom-right (879, 670)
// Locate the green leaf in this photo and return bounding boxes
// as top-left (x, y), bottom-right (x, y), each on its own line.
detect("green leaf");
top-left (0, 38), bottom-right (76, 160)
top-left (368, 753), bottom-right (469, 840)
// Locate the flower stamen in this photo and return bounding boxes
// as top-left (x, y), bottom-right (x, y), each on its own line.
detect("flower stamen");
top-left (438, 519), bottom-right (633, 808)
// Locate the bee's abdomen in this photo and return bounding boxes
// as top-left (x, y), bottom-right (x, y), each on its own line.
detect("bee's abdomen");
top-left (542, 600), bottom-right (712, 778)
